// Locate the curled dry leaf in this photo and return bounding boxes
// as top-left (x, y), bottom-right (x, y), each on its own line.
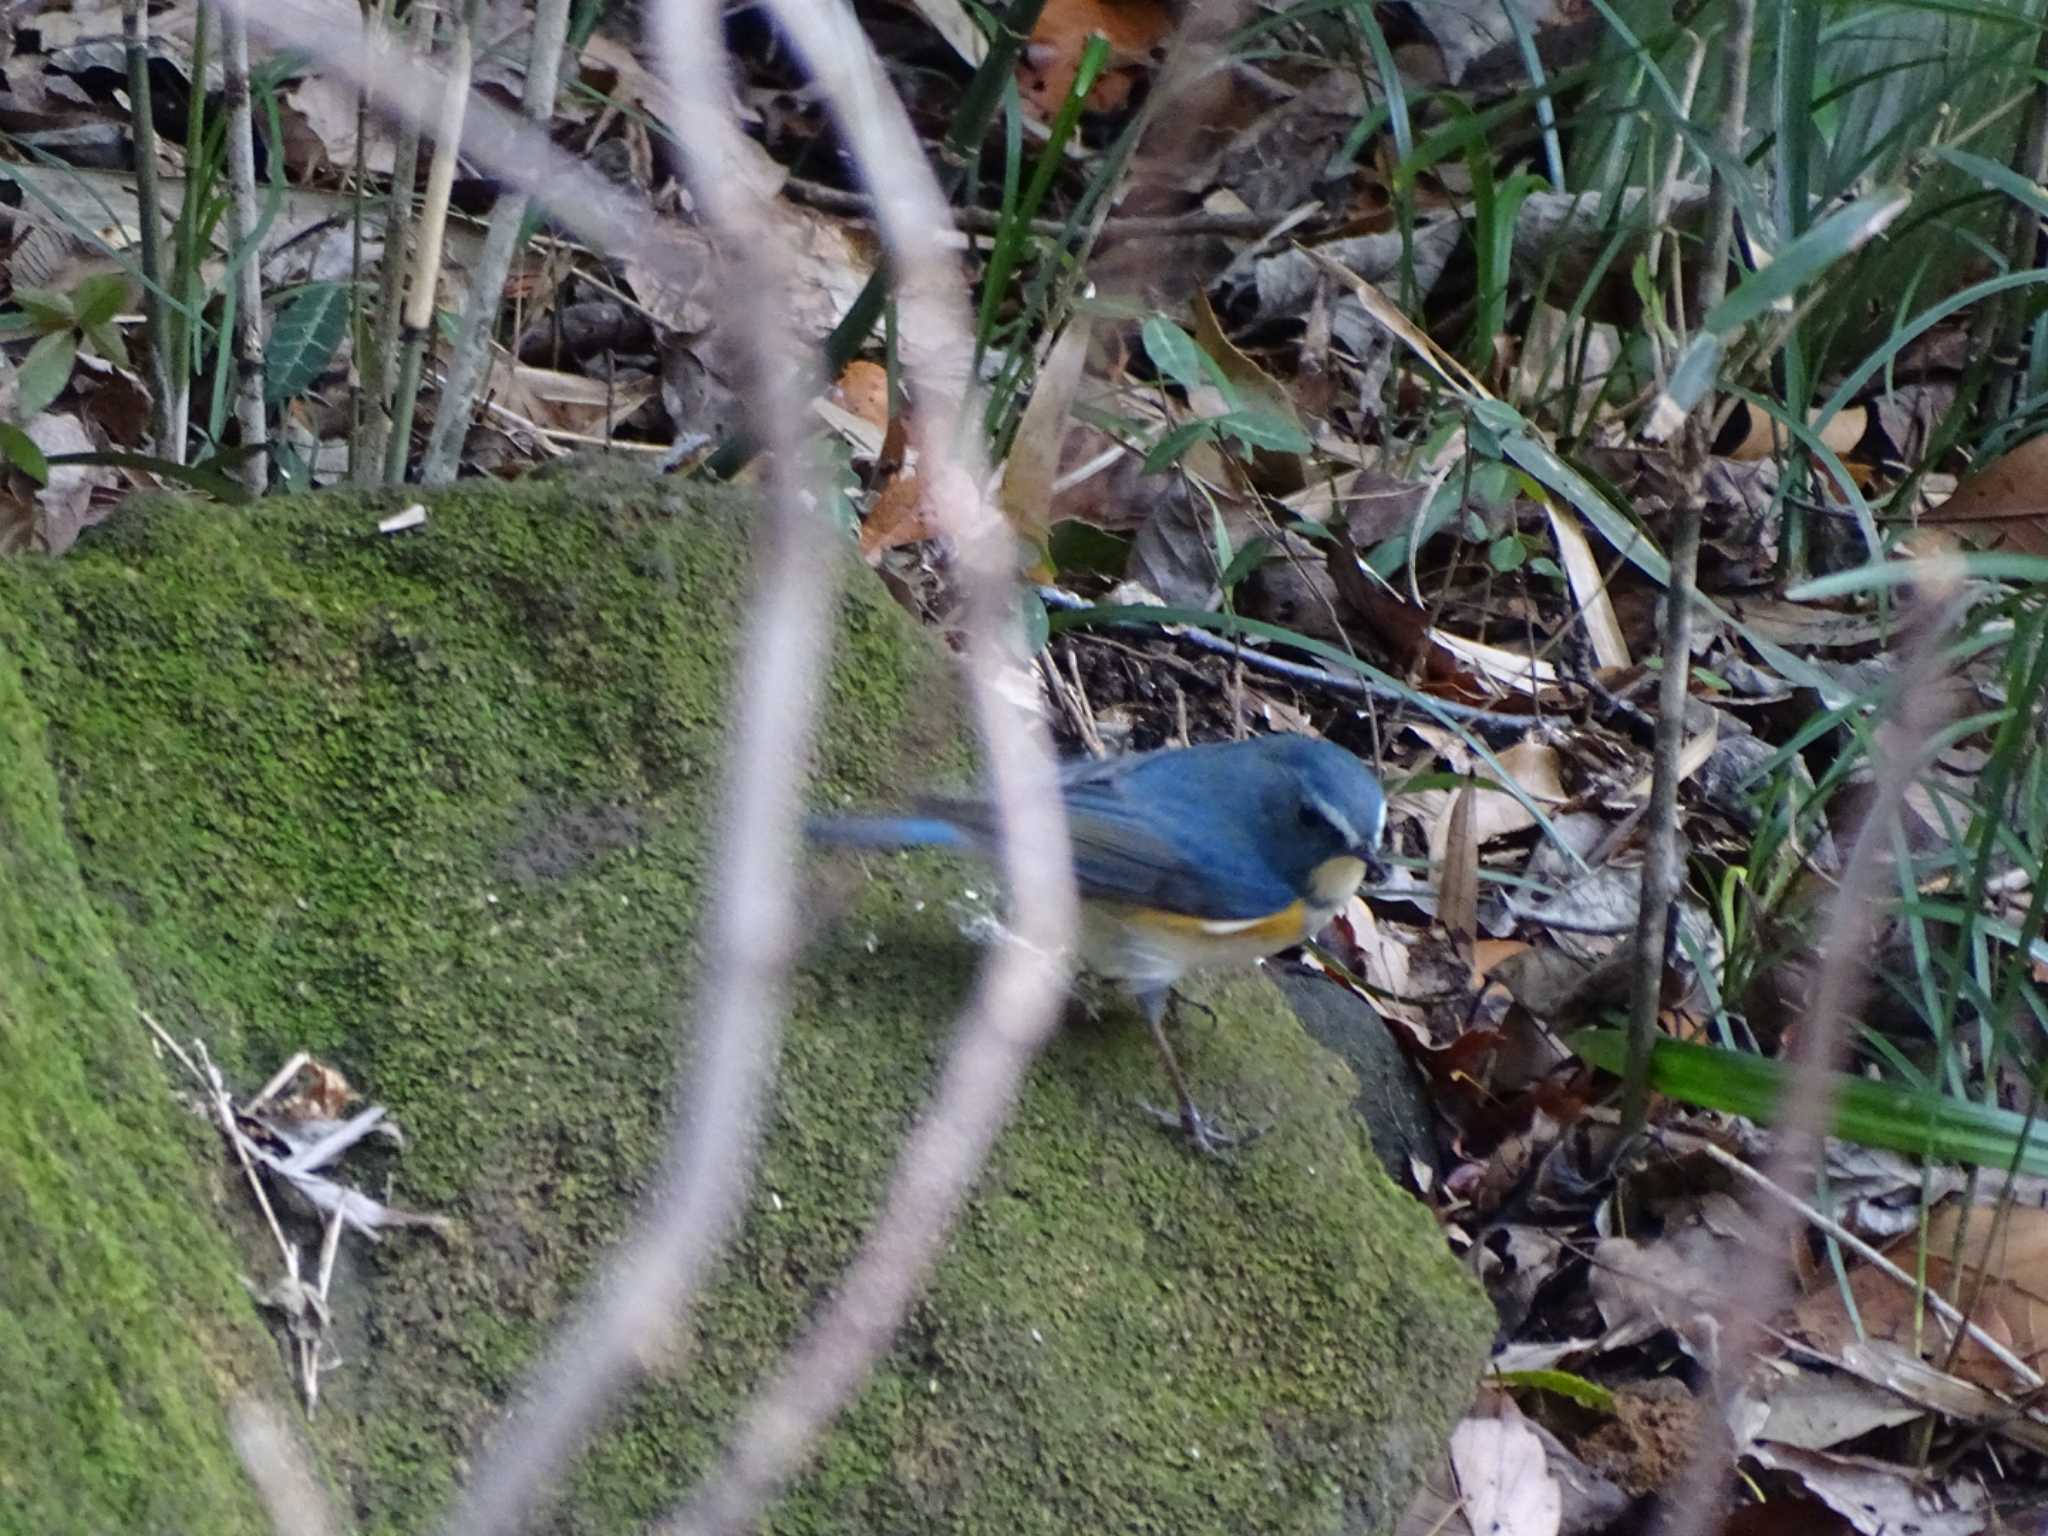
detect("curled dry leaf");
top-left (1417, 738), bottom-right (1568, 868)
top-left (833, 359), bottom-right (891, 439)
top-left (19, 412), bottom-right (116, 555)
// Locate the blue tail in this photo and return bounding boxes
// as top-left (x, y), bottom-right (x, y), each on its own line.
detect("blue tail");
top-left (806, 814), bottom-right (973, 851)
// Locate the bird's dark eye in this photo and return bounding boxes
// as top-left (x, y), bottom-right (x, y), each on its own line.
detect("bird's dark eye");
top-left (1297, 801), bottom-right (1332, 834)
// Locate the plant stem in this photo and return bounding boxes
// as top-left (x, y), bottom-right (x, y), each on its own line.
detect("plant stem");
top-left (122, 0), bottom-right (175, 457)
top-left (218, 0), bottom-right (268, 493)
top-left (1619, 0), bottom-right (1752, 1145)
top-left (418, 0), bottom-right (573, 484)
top-left (386, 0), bottom-right (477, 483)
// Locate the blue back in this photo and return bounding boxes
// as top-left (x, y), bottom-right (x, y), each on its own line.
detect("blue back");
top-left (813, 735), bottom-right (1385, 922)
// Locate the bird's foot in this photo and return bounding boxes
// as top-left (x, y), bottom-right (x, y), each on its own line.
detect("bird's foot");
top-left (1137, 1098), bottom-right (1271, 1160)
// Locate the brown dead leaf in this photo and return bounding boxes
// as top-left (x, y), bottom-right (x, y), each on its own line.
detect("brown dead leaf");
top-left (1419, 739), bottom-right (1567, 867)
top-left (1000, 315), bottom-right (1094, 563)
top-left (20, 412), bottom-right (117, 554)
top-left (282, 74), bottom-right (399, 178)
top-left (1795, 1202), bottom-right (2048, 1389)
top-left (859, 471), bottom-right (934, 562)
top-left (1747, 1444), bottom-right (1987, 1536)
top-left (1018, 0), bottom-right (1171, 116)
top-left (1719, 400), bottom-right (1869, 464)
top-left (1920, 433), bottom-right (2048, 556)
top-left (485, 355), bottom-right (656, 438)
top-left (1439, 786), bottom-right (1479, 951)
top-left (1190, 290), bottom-right (1306, 494)
top-left (1447, 1406), bottom-right (1562, 1536)
top-left (833, 360), bottom-right (891, 438)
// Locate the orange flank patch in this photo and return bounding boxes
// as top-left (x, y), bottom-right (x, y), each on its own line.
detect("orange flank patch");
top-left (1123, 901), bottom-right (1313, 947)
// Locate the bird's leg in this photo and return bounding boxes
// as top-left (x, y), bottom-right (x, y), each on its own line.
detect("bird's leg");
top-left (1134, 989), bottom-right (1265, 1159)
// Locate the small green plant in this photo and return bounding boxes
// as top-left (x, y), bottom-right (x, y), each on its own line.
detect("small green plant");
top-left (0, 270), bottom-right (134, 482)
top-left (1136, 317), bottom-right (1312, 473)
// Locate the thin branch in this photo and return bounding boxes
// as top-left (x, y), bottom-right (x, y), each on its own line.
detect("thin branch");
top-left (431, 11), bottom-right (841, 1536)
top-left (362, 0), bottom-right (434, 482)
top-left (385, 0), bottom-right (478, 483)
top-left (781, 174), bottom-right (1301, 239)
top-left (1618, 0), bottom-right (1754, 1144)
top-left (1658, 579), bottom-right (1969, 1536)
top-left (121, 0), bottom-right (174, 455)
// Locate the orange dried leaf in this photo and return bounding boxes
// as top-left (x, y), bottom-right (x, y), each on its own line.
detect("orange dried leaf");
top-left (1018, 0), bottom-right (1171, 116)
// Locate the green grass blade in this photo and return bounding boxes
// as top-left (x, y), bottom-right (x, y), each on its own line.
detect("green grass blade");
top-left (1571, 1029), bottom-right (2048, 1175)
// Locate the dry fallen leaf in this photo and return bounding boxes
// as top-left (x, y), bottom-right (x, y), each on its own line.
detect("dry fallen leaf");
top-left (1919, 432), bottom-right (2048, 556)
top-left (1448, 1407), bottom-right (1562, 1536)
top-left (1018, 0), bottom-right (1172, 116)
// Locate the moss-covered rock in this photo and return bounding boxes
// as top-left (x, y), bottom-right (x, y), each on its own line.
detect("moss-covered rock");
top-left (0, 477), bottom-right (1490, 1535)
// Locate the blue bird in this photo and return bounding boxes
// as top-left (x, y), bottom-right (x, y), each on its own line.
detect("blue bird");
top-left (810, 733), bottom-right (1388, 1156)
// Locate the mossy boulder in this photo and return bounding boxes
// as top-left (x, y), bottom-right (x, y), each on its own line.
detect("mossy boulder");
top-left (0, 477), bottom-right (1491, 1535)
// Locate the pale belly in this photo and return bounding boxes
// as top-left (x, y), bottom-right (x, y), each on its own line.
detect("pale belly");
top-left (1078, 897), bottom-right (1342, 994)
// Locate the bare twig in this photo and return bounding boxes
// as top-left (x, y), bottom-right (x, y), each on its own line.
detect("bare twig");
top-left (1659, 582), bottom-right (1967, 1536)
top-left (1617, 0), bottom-right (1753, 1145)
top-left (649, 0), bottom-right (1093, 1523)
top-left (1035, 585), bottom-right (1538, 728)
top-left (431, 13), bottom-right (845, 1536)
top-left (362, 0), bottom-right (434, 482)
top-left (781, 173), bottom-right (1302, 239)
top-left (1692, 1138), bottom-right (2046, 1394)
top-left (121, 0), bottom-right (174, 456)
top-left (385, 0), bottom-right (478, 482)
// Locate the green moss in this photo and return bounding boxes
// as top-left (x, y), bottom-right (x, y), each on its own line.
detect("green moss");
top-left (0, 479), bottom-right (1490, 1535)
top-left (0, 617), bottom-right (273, 1532)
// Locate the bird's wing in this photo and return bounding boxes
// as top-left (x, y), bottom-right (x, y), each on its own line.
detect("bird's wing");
top-left (1061, 786), bottom-right (1297, 920)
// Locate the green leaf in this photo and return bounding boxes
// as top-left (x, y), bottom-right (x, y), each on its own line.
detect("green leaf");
top-left (1790, 555), bottom-right (2048, 600)
top-left (9, 286), bottom-right (74, 331)
top-left (265, 281), bottom-right (350, 404)
top-left (1219, 534), bottom-right (1273, 592)
top-left (1570, 1030), bottom-right (2048, 1176)
top-left (14, 329), bottom-right (77, 421)
top-left (1141, 418), bottom-right (1217, 474)
top-left (1494, 1369), bottom-right (1615, 1413)
top-left (1046, 520), bottom-right (1130, 578)
top-left (81, 319), bottom-right (129, 370)
top-left (1935, 146), bottom-right (2048, 219)
top-left (1017, 585), bottom-right (1050, 654)
top-left (1489, 534), bottom-right (1527, 573)
top-left (0, 421), bottom-right (47, 483)
top-left (43, 448), bottom-right (258, 504)
top-left (70, 271), bottom-right (130, 329)
top-left (1140, 317), bottom-right (1210, 398)
top-left (1702, 188), bottom-right (1910, 339)
top-left (1215, 408), bottom-right (1312, 456)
